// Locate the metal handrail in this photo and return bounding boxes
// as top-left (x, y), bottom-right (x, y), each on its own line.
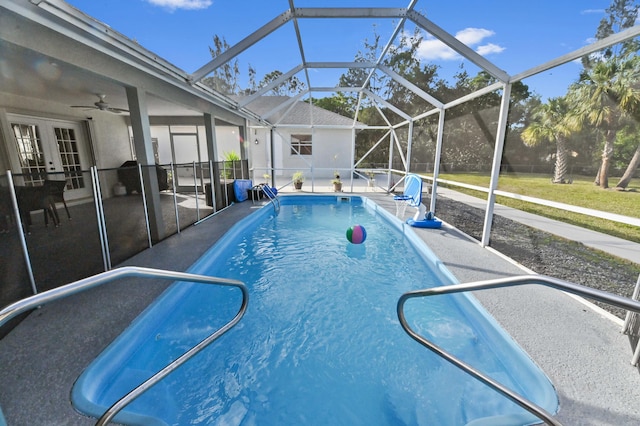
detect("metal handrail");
top-left (261, 184), bottom-right (280, 214)
top-left (0, 266), bottom-right (249, 426)
top-left (397, 274), bottom-right (640, 426)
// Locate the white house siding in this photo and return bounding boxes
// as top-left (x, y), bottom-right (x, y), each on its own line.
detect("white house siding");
top-left (216, 126), bottom-right (244, 159)
top-left (270, 127), bottom-right (352, 180)
top-left (247, 127), bottom-right (272, 182)
top-left (242, 96), bottom-right (357, 182)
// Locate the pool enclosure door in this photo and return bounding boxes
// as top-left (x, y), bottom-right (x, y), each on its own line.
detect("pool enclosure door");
top-left (6, 114), bottom-right (92, 200)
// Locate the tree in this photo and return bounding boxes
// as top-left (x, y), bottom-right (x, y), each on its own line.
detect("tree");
top-left (256, 70), bottom-right (306, 96)
top-left (578, 0), bottom-right (640, 188)
top-left (339, 31), bottom-right (382, 92)
top-left (617, 134), bottom-right (640, 188)
top-left (201, 35), bottom-right (240, 95)
top-left (569, 55), bottom-right (640, 188)
top-left (382, 27), bottom-right (441, 115)
top-left (436, 69), bottom-right (535, 172)
top-left (583, 0), bottom-right (640, 68)
top-left (613, 55), bottom-right (640, 188)
top-left (522, 97), bottom-right (576, 183)
top-left (201, 36), bottom-right (306, 97)
top-left (312, 93), bottom-right (356, 118)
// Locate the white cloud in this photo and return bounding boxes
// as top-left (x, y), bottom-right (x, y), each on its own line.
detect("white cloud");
top-left (416, 27), bottom-right (504, 61)
top-left (580, 9), bottom-right (604, 15)
top-left (417, 37), bottom-right (460, 61)
top-left (476, 43), bottom-right (505, 56)
top-left (456, 28), bottom-right (495, 46)
top-left (145, 0), bottom-right (212, 11)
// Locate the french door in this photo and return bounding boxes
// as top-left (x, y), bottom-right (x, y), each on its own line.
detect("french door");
top-left (7, 114), bottom-right (92, 200)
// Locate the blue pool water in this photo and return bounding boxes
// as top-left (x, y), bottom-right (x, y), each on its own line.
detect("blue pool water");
top-left (72, 195), bottom-right (558, 425)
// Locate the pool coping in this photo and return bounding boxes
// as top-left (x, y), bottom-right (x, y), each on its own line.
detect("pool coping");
top-left (72, 194), bottom-right (558, 424)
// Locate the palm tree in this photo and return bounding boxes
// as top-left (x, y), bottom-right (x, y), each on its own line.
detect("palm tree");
top-left (521, 96), bottom-right (575, 183)
top-left (568, 55), bottom-right (639, 189)
top-left (617, 143), bottom-right (640, 188)
top-left (614, 55), bottom-right (640, 189)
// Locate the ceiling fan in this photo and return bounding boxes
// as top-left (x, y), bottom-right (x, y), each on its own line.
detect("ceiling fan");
top-left (71, 94), bottom-right (129, 114)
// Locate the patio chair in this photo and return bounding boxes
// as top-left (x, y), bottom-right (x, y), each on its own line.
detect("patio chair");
top-left (43, 179), bottom-right (71, 220)
top-left (15, 185), bottom-right (59, 234)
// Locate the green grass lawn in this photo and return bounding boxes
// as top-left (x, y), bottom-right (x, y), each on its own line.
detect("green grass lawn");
top-left (434, 172), bottom-right (640, 243)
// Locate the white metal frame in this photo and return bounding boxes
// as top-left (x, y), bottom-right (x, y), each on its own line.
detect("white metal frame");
top-left (10, 0), bottom-right (640, 245)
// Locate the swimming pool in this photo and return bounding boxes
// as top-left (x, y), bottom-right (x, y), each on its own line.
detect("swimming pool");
top-left (72, 195), bottom-right (558, 425)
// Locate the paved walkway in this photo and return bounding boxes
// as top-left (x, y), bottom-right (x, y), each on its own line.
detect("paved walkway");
top-left (437, 187), bottom-right (640, 266)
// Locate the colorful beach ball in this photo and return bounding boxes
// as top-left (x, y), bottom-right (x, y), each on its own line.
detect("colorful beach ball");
top-left (346, 224), bottom-right (367, 244)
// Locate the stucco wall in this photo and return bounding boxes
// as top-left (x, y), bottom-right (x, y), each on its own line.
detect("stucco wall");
top-left (247, 127), bottom-right (272, 182)
top-left (271, 127), bottom-right (353, 179)
top-left (90, 114), bottom-right (133, 168)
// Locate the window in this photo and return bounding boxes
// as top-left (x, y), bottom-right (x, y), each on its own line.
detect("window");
top-left (12, 123), bottom-right (46, 186)
top-left (54, 126), bottom-right (85, 190)
top-left (291, 134), bottom-right (312, 155)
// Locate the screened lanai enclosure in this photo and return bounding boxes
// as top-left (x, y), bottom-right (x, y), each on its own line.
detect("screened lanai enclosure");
top-left (1, 0), bottom-right (640, 309)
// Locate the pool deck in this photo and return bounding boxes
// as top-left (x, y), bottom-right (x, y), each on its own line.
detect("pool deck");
top-left (1, 191), bottom-right (640, 425)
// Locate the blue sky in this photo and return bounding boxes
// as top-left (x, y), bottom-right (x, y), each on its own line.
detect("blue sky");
top-left (65, 0), bottom-right (616, 101)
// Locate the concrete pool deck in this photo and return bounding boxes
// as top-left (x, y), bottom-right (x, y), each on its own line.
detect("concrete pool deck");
top-left (0, 191), bottom-right (639, 425)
